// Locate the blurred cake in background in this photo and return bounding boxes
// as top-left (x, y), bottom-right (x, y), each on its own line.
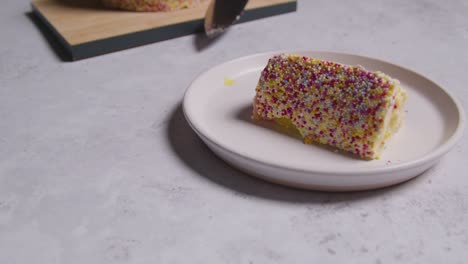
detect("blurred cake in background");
top-left (101, 0), bottom-right (206, 12)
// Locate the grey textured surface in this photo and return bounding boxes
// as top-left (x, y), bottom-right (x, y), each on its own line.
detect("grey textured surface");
top-left (1, 0), bottom-right (468, 263)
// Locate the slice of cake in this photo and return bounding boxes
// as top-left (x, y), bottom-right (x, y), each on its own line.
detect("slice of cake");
top-left (252, 54), bottom-right (407, 160)
top-left (101, 0), bottom-right (203, 12)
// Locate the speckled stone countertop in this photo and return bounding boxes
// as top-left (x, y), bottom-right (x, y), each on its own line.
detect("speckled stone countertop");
top-left (1, 0), bottom-right (467, 263)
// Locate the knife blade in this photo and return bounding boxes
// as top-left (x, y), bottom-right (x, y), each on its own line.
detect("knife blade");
top-left (204, 0), bottom-right (249, 38)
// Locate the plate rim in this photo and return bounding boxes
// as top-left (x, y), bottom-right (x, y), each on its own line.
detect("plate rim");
top-left (183, 50), bottom-right (465, 176)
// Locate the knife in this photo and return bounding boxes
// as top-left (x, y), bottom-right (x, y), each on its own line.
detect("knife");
top-left (204, 0), bottom-right (249, 37)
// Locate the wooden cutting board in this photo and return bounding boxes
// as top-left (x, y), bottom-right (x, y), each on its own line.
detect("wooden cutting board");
top-left (31, 0), bottom-right (297, 60)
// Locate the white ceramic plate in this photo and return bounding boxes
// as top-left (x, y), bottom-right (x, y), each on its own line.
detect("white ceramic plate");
top-left (183, 51), bottom-right (465, 191)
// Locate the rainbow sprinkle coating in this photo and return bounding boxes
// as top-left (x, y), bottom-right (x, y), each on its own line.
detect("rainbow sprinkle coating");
top-left (253, 54), bottom-right (407, 159)
top-left (101, 0), bottom-right (203, 12)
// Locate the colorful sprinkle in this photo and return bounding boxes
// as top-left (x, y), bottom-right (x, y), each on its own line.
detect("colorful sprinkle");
top-left (224, 77), bottom-right (236, 86)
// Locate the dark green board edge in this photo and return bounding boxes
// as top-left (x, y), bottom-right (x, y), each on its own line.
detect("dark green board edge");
top-left (31, 1), bottom-right (297, 61)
